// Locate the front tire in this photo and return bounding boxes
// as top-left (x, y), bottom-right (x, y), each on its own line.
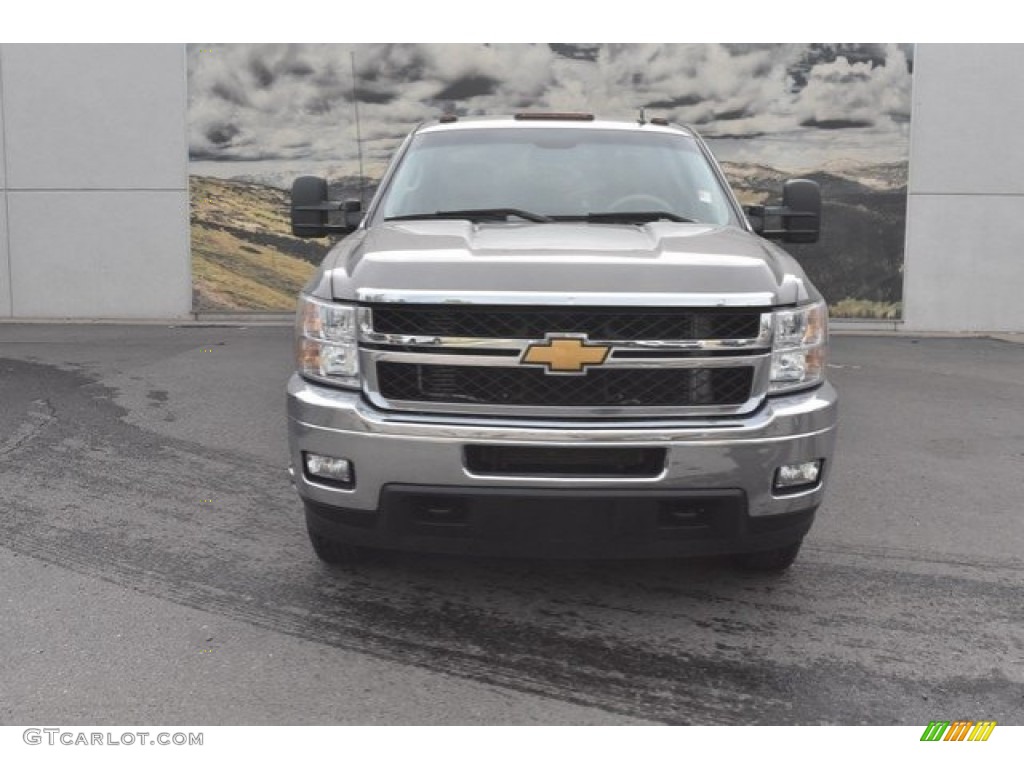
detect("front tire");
top-left (735, 539), bottom-right (803, 572)
top-left (307, 528), bottom-right (362, 566)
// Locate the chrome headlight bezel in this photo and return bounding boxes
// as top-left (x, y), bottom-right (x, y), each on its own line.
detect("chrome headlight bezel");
top-left (295, 294), bottom-right (360, 389)
top-left (770, 300), bottom-right (828, 394)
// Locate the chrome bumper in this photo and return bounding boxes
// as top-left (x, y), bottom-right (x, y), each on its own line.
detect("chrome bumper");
top-left (286, 373), bottom-right (838, 519)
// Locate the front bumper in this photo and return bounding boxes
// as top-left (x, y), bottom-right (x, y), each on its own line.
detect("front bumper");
top-left (287, 374), bottom-right (837, 558)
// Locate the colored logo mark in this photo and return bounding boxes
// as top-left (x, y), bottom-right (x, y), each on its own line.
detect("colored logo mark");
top-left (920, 720), bottom-right (996, 742)
top-left (521, 335), bottom-right (610, 374)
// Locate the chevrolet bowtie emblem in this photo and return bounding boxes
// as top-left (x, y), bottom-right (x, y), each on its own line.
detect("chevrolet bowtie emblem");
top-left (521, 335), bottom-right (610, 374)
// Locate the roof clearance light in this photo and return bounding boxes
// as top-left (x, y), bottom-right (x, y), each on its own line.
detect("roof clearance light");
top-left (513, 112), bottom-right (595, 121)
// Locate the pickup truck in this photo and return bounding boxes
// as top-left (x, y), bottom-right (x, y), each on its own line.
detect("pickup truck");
top-left (286, 113), bottom-right (837, 571)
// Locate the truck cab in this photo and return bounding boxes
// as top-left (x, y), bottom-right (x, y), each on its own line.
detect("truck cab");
top-left (286, 114), bottom-right (837, 571)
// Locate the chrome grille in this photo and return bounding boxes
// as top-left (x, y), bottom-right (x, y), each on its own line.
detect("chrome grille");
top-left (371, 305), bottom-right (762, 341)
top-left (378, 363), bottom-right (754, 408)
top-left (359, 300), bottom-right (773, 418)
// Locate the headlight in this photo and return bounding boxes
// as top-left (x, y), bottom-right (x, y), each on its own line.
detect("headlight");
top-left (770, 301), bottom-right (827, 393)
top-left (295, 294), bottom-right (360, 388)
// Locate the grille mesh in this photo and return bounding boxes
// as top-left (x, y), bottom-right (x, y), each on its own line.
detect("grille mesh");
top-left (377, 362), bottom-right (754, 408)
top-left (372, 306), bottom-right (762, 341)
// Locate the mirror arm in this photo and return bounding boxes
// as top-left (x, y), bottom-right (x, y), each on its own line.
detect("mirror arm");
top-left (761, 205), bottom-right (817, 219)
top-left (317, 224), bottom-right (359, 234)
top-left (743, 204), bottom-right (765, 234)
top-left (748, 206), bottom-right (818, 239)
top-left (293, 199), bottom-right (361, 213)
top-left (294, 199), bottom-right (362, 234)
top-left (293, 202), bottom-right (345, 213)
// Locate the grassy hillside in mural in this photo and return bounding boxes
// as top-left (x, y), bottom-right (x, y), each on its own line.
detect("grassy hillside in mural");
top-left (722, 161), bottom-right (907, 318)
top-left (190, 176), bottom-right (327, 311)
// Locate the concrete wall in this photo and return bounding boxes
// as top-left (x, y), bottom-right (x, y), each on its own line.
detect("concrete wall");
top-left (0, 44), bottom-right (191, 319)
top-left (1, 43), bottom-right (1023, 330)
top-left (903, 44), bottom-right (1024, 332)
top-left (0, 58), bottom-right (9, 318)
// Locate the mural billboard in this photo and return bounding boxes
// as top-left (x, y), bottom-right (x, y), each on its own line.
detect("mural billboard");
top-left (188, 43), bottom-right (912, 317)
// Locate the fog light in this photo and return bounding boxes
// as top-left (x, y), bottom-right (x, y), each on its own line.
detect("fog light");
top-left (304, 452), bottom-right (354, 486)
top-left (774, 460), bottom-right (822, 492)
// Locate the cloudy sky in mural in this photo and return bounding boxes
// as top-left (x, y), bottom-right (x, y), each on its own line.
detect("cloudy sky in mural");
top-left (188, 43), bottom-right (913, 183)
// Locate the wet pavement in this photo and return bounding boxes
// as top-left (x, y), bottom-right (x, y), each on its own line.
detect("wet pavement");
top-left (1, 325), bottom-right (1022, 724)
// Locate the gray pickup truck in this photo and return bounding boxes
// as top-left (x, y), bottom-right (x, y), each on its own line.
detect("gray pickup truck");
top-left (286, 113), bottom-right (837, 571)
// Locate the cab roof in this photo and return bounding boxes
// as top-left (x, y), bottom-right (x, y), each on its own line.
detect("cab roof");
top-left (416, 114), bottom-right (695, 137)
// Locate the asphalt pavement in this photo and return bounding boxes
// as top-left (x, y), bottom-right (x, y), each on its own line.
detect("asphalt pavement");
top-left (1, 324), bottom-right (1022, 724)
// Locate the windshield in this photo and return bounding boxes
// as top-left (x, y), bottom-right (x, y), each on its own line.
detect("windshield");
top-left (375, 127), bottom-right (738, 226)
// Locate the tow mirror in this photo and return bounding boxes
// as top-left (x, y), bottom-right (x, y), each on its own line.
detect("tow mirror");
top-left (290, 176), bottom-right (362, 238)
top-left (744, 178), bottom-right (821, 244)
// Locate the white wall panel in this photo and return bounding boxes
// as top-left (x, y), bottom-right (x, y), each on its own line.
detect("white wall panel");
top-left (904, 194), bottom-right (1024, 331)
top-left (903, 44), bottom-right (1024, 331)
top-left (2, 44), bottom-right (186, 191)
top-left (0, 192), bottom-right (9, 318)
top-left (8, 191), bottom-right (190, 318)
top-left (1, 48), bottom-right (10, 316)
top-left (908, 44), bottom-right (1024, 196)
top-left (0, 46), bottom-right (7, 187)
top-left (0, 44), bottom-right (190, 319)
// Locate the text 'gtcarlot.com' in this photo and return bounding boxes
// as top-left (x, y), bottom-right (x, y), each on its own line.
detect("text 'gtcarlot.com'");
top-left (23, 729), bottom-right (203, 747)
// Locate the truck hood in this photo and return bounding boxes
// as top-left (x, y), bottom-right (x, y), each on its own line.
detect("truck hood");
top-left (326, 220), bottom-right (814, 306)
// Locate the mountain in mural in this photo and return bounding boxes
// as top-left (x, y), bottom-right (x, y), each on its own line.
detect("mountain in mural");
top-left (721, 161), bottom-right (907, 312)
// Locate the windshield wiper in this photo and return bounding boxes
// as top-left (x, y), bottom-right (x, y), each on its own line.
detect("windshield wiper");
top-left (562, 211), bottom-right (694, 223)
top-left (385, 208), bottom-right (553, 223)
